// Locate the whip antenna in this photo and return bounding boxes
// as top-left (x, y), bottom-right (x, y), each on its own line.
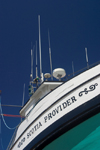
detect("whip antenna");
top-left (31, 48), bottom-right (33, 80)
top-left (36, 41), bottom-right (38, 78)
top-left (30, 42), bottom-right (34, 82)
top-left (22, 83), bottom-right (25, 107)
top-left (85, 47), bottom-right (89, 69)
top-left (38, 15), bottom-right (43, 82)
top-left (72, 61), bottom-right (75, 76)
top-left (48, 30), bottom-right (53, 80)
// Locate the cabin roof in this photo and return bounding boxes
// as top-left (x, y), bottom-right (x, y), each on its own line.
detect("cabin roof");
top-left (20, 81), bottom-right (63, 117)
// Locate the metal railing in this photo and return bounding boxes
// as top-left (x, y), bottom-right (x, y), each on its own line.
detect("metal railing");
top-left (63, 60), bottom-right (100, 81)
top-left (6, 126), bottom-right (18, 150)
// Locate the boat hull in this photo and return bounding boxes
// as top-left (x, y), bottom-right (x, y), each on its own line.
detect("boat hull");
top-left (10, 72), bottom-right (100, 150)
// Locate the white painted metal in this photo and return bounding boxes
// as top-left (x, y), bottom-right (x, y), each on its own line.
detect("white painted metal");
top-left (8, 64), bottom-right (100, 150)
top-left (53, 68), bottom-right (66, 79)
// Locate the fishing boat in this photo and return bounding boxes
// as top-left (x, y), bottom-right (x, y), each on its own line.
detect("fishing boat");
top-left (7, 16), bottom-right (100, 150)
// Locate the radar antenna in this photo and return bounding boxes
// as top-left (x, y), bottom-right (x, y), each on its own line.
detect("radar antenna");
top-left (53, 68), bottom-right (66, 81)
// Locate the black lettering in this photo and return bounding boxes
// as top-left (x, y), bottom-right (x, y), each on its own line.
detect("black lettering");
top-left (44, 116), bottom-right (47, 123)
top-left (71, 96), bottom-right (77, 103)
top-left (59, 105), bottom-right (62, 111)
top-left (21, 139), bottom-right (23, 145)
top-left (31, 130), bottom-right (33, 134)
top-left (27, 133), bottom-right (30, 138)
top-left (29, 131), bottom-right (32, 136)
top-left (62, 102), bottom-right (67, 109)
top-left (18, 137), bottom-right (25, 148)
top-left (52, 110), bottom-right (56, 116)
top-left (23, 137), bottom-right (25, 142)
top-left (32, 128), bottom-right (34, 133)
top-left (48, 113), bottom-right (52, 120)
top-left (18, 142), bottom-right (21, 148)
top-left (66, 99), bottom-right (71, 106)
top-left (39, 122), bottom-right (42, 128)
top-left (55, 106), bottom-right (60, 114)
top-left (34, 124), bottom-right (38, 131)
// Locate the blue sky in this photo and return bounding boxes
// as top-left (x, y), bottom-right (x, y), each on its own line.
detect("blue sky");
top-left (0, 0), bottom-right (100, 149)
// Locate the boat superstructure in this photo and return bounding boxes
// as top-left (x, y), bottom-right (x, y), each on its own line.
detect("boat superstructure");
top-left (7, 62), bottom-right (100, 150)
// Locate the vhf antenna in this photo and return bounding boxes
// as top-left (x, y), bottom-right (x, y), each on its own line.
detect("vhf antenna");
top-left (22, 83), bottom-right (25, 107)
top-left (34, 40), bottom-right (39, 88)
top-left (85, 47), bottom-right (89, 69)
top-left (72, 61), bottom-right (75, 76)
top-left (30, 42), bottom-right (34, 83)
top-left (29, 43), bottom-right (34, 96)
top-left (38, 15), bottom-right (43, 83)
top-left (48, 29), bottom-right (53, 80)
top-left (31, 43), bottom-right (33, 81)
top-left (36, 40), bottom-right (38, 78)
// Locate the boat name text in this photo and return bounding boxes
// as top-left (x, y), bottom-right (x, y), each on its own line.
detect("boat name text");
top-left (17, 83), bottom-right (98, 148)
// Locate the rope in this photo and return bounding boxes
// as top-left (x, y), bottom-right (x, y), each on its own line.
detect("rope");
top-left (1, 114), bottom-right (24, 118)
top-left (0, 103), bottom-right (19, 130)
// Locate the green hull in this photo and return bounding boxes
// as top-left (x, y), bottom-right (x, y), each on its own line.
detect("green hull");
top-left (43, 113), bottom-right (100, 150)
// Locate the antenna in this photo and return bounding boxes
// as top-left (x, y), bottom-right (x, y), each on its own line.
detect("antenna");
top-left (29, 44), bottom-right (34, 96)
top-left (85, 47), bottom-right (89, 69)
top-left (72, 61), bottom-right (74, 76)
top-left (22, 83), bottom-right (25, 107)
top-left (48, 29), bottom-right (53, 80)
top-left (36, 40), bottom-right (38, 78)
top-left (30, 42), bottom-right (34, 82)
top-left (38, 15), bottom-right (43, 83)
top-left (31, 48), bottom-right (33, 80)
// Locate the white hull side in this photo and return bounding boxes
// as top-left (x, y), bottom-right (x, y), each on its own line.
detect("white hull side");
top-left (11, 75), bottom-right (100, 150)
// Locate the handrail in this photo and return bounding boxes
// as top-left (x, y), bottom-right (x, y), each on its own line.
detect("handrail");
top-left (64, 60), bottom-right (100, 81)
top-left (6, 126), bottom-right (18, 150)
